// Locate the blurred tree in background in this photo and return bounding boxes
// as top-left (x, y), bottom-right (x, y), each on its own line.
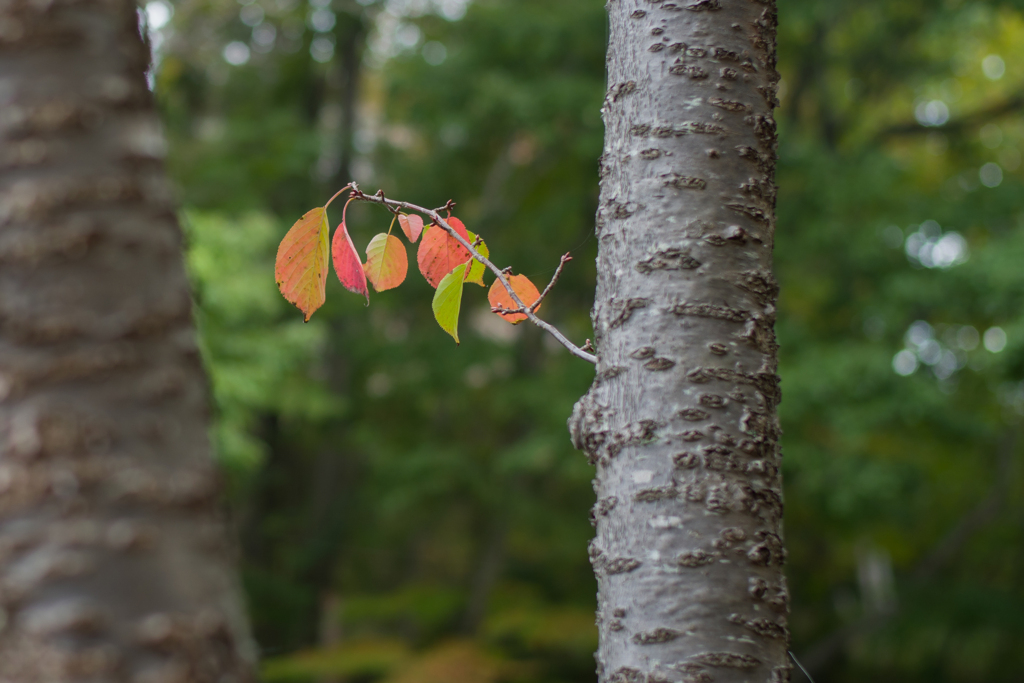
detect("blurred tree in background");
top-left (148, 0), bottom-right (1024, 681)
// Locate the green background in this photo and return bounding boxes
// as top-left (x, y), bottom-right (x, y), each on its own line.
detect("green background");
top-left (150, 0), bottom-right (1024, 680)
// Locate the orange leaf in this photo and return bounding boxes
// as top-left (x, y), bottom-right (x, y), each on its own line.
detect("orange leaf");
top-left (398, 213), bottom-right (424, 242)
top-left (417, 217), bottom-right (472, 289)
top-left (363, 233), bottom-right (408, 292)
top-left (488, 274), bottom-right (541, 324)
top-left (332, 220), bottom-right (369, 302)
top-left (275, 206), bottom-right (330, 322)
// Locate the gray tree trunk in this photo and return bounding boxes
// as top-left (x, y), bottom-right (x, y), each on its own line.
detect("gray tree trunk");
top-left (569, 1), bottom-right (787, 682)
top-left (0, 0), bottom-right (256, 680)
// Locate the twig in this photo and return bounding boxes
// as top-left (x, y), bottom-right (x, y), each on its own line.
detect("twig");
top-left (875, 88), bottom-right (1024, 140)
top-left (491, 253), bottom-right (568, 317)
top-left (461, 250), bottom-right (567, 317)
top-left (491, 305), bottom-right (521, 315)
top-left (531, 252), bottom-right (572, 312)
top-left (796, 431), bottom-right (1017, 675)
top-left (912, 431), bottom-right (1015, 579)
top-left (347, 184), bottom-right (597, 364)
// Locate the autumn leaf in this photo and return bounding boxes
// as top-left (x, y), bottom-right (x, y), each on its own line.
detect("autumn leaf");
top-left (276, 206), bottom-right (330, 322)
top-left (417, 217), bottom-right (472, 288)
top-left (398, 213), bottom-right (424, 242)
top-left (332, 220), bottom-right (369, 302)
top-left (463, 230), bottom-right (489, 287)
top-left (433, 263), bottom-right (468, 344)
top-left (488, 274), bottom-right (541, 324)
top-left (364, 233), bottom-right (408, 292)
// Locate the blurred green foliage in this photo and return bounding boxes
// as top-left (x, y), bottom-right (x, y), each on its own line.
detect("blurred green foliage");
top-left (154, 0), bottom-right (1024, 680)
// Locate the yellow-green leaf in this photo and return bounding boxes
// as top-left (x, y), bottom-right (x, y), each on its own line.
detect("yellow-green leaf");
top-left (364, 233), bottom-right (408, 292)
top-left (275, 206), bottom-right (330, 322)
top-left (463, 230), bottom-right (489, 287)
top-left (432, 263), bottom-right (468, 344)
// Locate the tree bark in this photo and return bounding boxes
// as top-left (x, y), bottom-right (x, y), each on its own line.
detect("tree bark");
top-left (569, 1), bottom-right (787, 682)
top-left (0, 0), bottom-right (256, 680)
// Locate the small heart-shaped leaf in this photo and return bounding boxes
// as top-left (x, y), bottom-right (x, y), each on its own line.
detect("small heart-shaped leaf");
top-left (399, 214), bottom-right (424, 242)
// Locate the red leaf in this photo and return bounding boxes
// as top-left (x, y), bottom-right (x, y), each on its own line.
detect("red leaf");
top-left (332, 220), bottom-right (369, 302)
top-left (417, 217), bottom-right (472, 289)
top-left (363, 233), bottom-right (408, 292)
top-left (275, 206), bottom-right (330, 322)
top-left (398, 213), bottom-right (424, 242)
top-left (488, 274), bottom-right (542, 324)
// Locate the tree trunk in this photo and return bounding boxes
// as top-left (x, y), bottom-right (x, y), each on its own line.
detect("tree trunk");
top-left (330, 13), bottom-right (365, 190)
top-left (569, 2), bottom-right (787, 682)
top-left (0, 0), bottom-right (256, 680)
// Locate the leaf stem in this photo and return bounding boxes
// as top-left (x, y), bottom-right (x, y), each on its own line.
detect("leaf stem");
top-left (324, 183), bottom-right (354, 211)
top-left (348, 184), bottom-right (597, 364)
top-left (341, 196), bottom-right (355, 227)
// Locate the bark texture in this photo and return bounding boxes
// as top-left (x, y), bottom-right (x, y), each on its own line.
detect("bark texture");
top-left (0, 0), bottom-right (256, 680)
top-left (569, 1), bottom-right (786, 682)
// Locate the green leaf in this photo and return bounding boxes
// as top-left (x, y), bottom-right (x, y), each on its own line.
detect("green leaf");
top-left (464, 230), bottom-right (489, 287)
top-left (432, 263), bottom-right (468, 344)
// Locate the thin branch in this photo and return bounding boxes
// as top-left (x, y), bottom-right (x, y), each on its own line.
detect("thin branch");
top-left (489, 253), bottom-right (571, 316)
top-left (875, 89), bottom-right (1024, 140)
top-left (533, 252), bottom-right (572, 312)
top-left (797, 612), bottom-right (891, 676)
top-left (797, 431), bottom-right (1017, 676)
top-left (912, 431), bottom-right (1014, 580)
top-left (348, 185), bottom-right (597, 364)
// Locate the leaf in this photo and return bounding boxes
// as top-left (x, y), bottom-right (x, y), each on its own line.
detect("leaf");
top-left (417, 217), bottom-right (472, 288)
top-left (463, 230), bottom-right (489, 287)
top-left (276, 206), bottom-right (330, 322)
top-left (488, 274), bottom-right (542, 324)
top-left (332, 220), bottom-right (369, 302)
top-left (432, 263), bottom-right (468, 344)
top-left (364, 233), bottom-right (408, 292)
top-left (398, 213), bottom-right (424, 242)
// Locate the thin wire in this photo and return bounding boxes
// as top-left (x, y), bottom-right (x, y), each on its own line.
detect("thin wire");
top-left (524, 226), bottom-right (596, 279)
top-left (568, 224), bottom-right (596, 254)
top-left (789, 651), bottom-right (816, 683)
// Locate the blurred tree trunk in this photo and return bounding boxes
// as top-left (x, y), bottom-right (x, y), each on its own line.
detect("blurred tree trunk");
top-left (569, 2), bottom-right (788, 682)
top-left (0, 0), bottom-right (256, 680)
top-left (330, 11), bottom-right (366, 189)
